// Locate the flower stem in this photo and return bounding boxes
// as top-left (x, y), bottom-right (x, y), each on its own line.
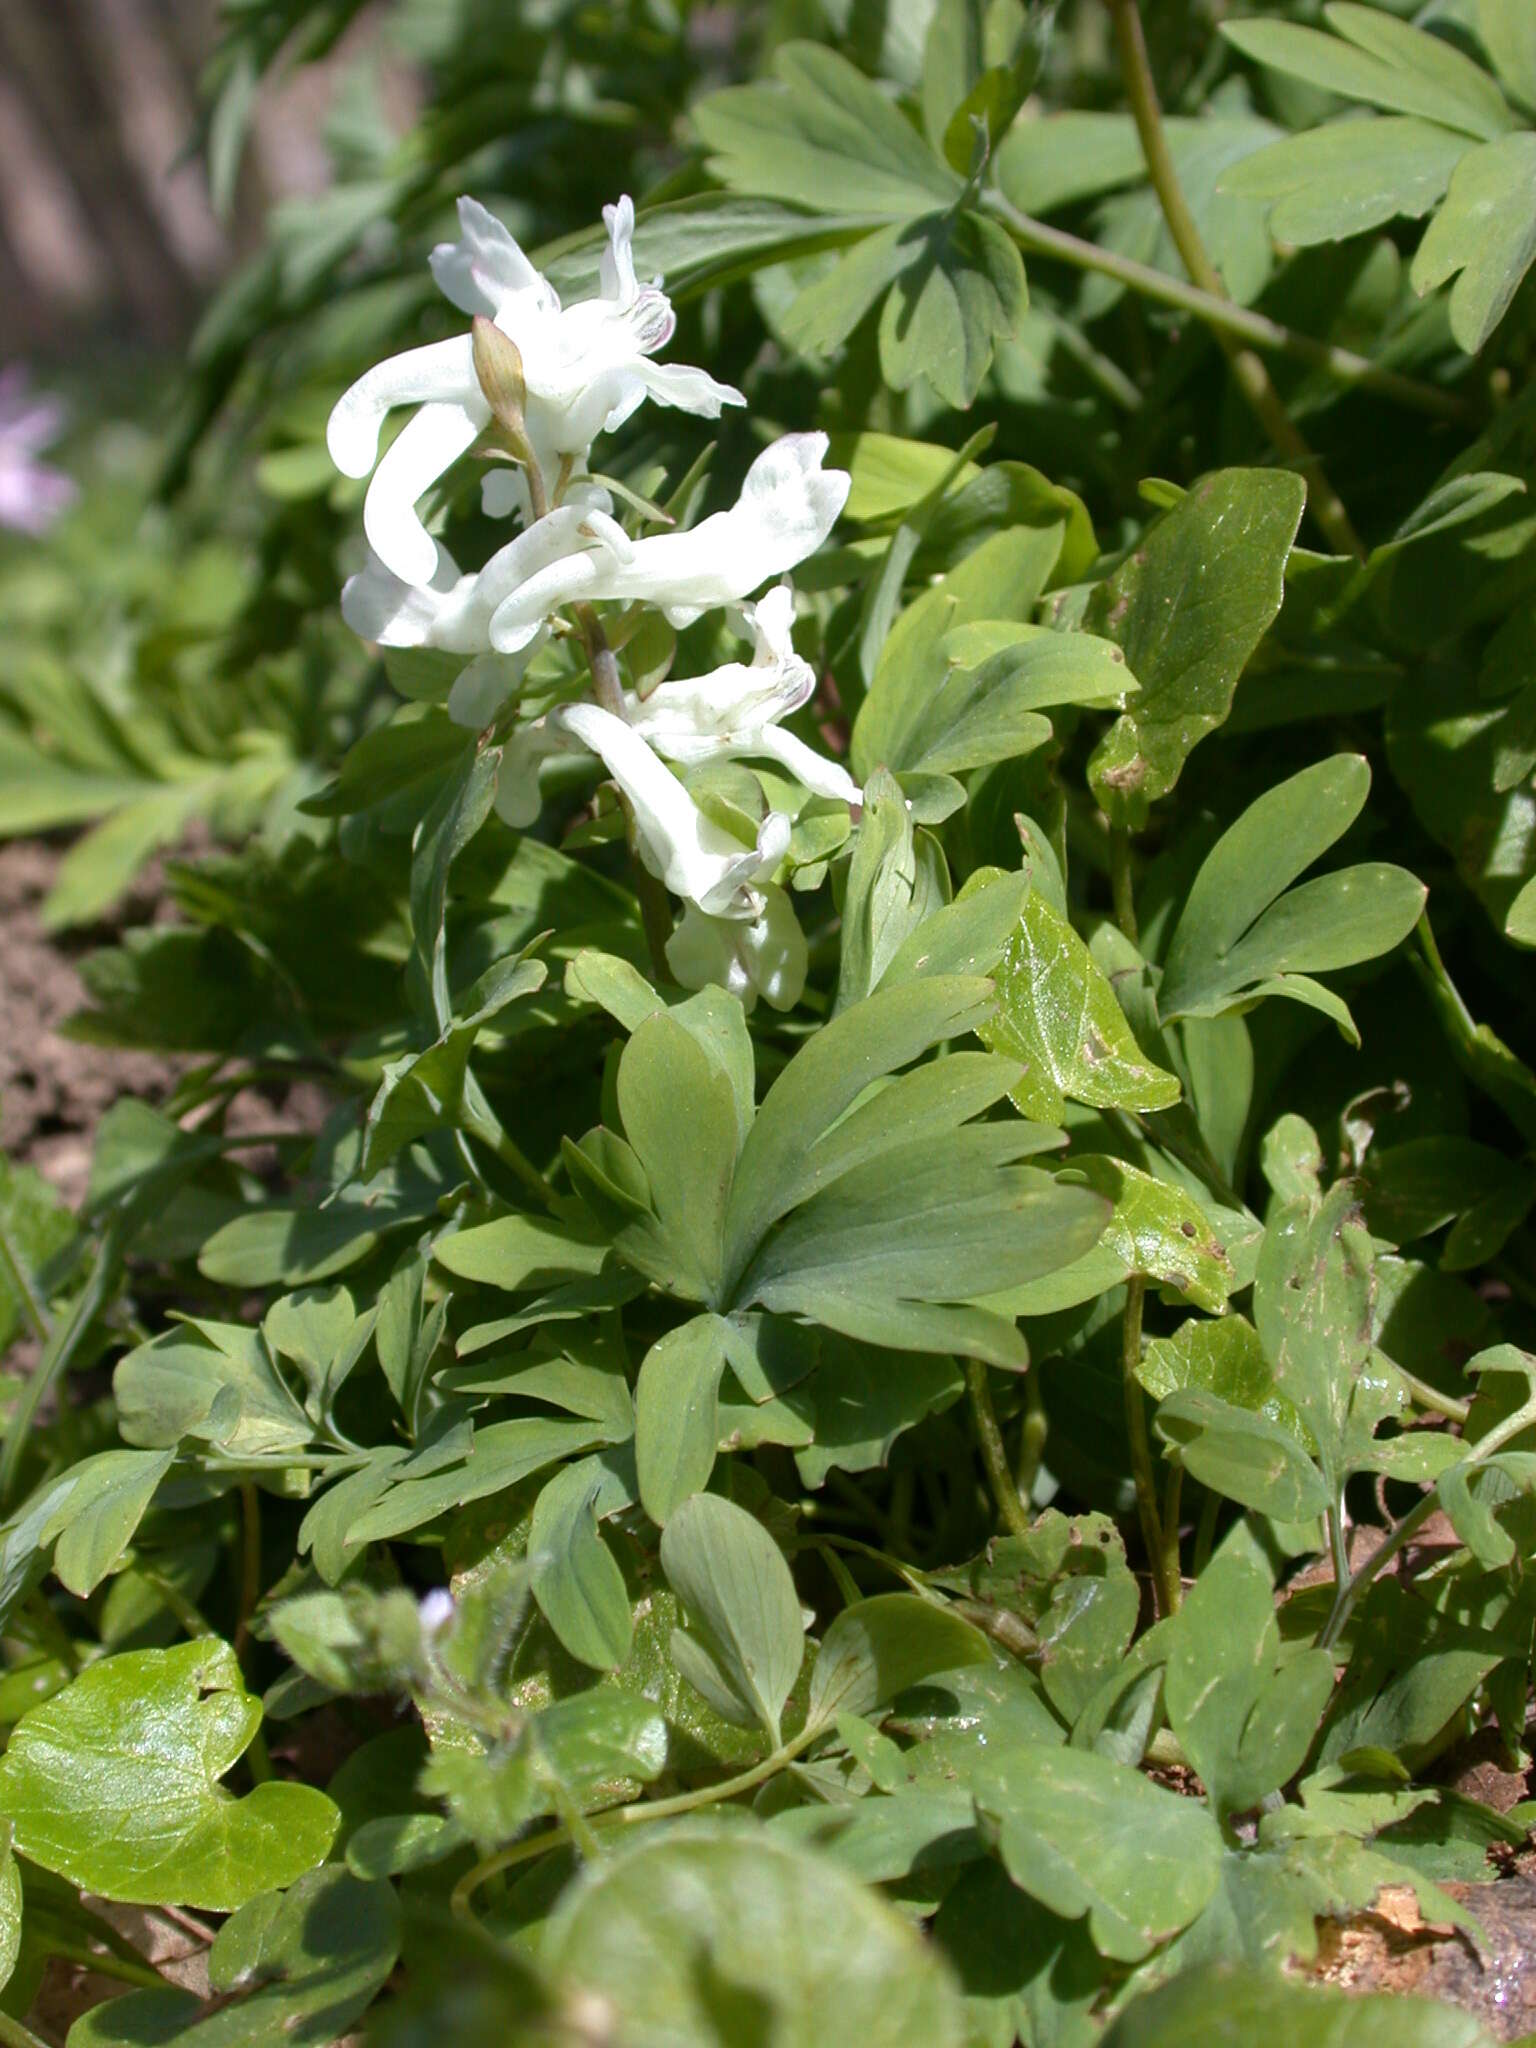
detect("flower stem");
top-left (450, 1721), bottom-right (824, 1922)
top-left (966, 1359), bottom-right (1032, 1538)
top-left (0, 2013), bottom-right (52, 2048)
top-left (1320, 1389), bottom-right (1536, 1649)
top-left (234, 1481), bottom-right (261, 1660)
top-left (1122, 1276), bottom-right (1174, 1617)
top-left (1102, 0), bottom-right (1363, 558)
top-left (1109, 826), bottom-right (1138, 945)
top-left (1160, 1463), bottom-right (1184, 1615)
top-left (981, 200), bottom-right (1468, 431)
top-left (1016, 1373), bottom-right (1049, 1506)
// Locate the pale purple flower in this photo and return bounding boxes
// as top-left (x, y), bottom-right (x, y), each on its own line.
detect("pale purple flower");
top-left (0, 368), bottom-right (76, 536)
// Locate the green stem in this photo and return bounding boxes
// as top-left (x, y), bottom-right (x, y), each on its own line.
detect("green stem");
top-left (1192, 1487), bottom-right (1220, 1577)
top-left (1397, 1369), bottom-right (1470, 1426)
top-left (1109, 826), bottom-right (1138, 945)
top-left (0, 2012), bottom-right (54, 2048)
top-left (1122, 1277), bottom-right (1174, 1617)
top-left (1161, 1464), bottom-right (1184, 1615)
top-left (35, 1939), bottom-right (163, 1989)
top-left (0, 1211), bottom-right (51, 1347)
top-left (234, 1481), bottom-right (261, 1660)
top-left (966, 1360), bottom-right (1032, 1538)
top-left (451, 1720), bottom-right (824, 1921)
top-left (1104, 0), bottom-right (1363, 558)
top-left (459, 1074), bottom-right (562, 1214)
top-left (1016, 1373), bottom-right (1048, 1507)
top-left (1320, 1389), bottom-right (1536, 1649)
top-left (0, 1219), bottom-right (123, 1510)
top-left (981, 195), bottom-right (1469, 430)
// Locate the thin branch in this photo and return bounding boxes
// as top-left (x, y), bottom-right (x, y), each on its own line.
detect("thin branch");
top-left (1103, 0), bottom-right (1363, 557)
top-left (981, 194), bottom-right (1470, 428)
top-left (966, 1360), bottom-right (1032, 1538)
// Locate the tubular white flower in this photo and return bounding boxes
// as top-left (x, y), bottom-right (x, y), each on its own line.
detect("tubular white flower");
top-left (486, 434), bottom-right (852, 651)
top-left (326, 195), bottom-right (743, 588)
top-left (628, 585), bottom-right (860, 806)
top-left (340, 501), bottom-right (606, 652)
top-left (666, 886), bottom-right (808, 1013)
top-left (553, 700), bottom-right (791, 917)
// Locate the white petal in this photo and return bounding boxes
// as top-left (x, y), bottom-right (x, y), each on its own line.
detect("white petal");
top-left (326, 337), bottom-right (480, 478)
top-left (448, 648), bottom-right (530, 730)
top-left (554, 702), bottom-right (789, 915)
top-left (430, 197), bottom-right (556, 319)
top-left (599, 195), bottom-right (639, 305)
top-left (749, 725), bottom-right (863, 805)
top-left (364, 400), bottom-right (483, 585)
top-left (341, 545), bottom-right (493, 653)
top-left (666, 887), bottom-right (808, 1012)
top-left (485, 433), bottom-right (848, 648)
top-left (481, 466), bottom-right (532, 522)
top-left (493, 719), bottom-right (565, 827)
top-left (631, 358), bottom-right (745, 418)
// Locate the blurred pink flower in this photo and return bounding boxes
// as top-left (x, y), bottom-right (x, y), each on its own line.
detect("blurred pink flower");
top-left (0, 367), bottom-right (77, 536)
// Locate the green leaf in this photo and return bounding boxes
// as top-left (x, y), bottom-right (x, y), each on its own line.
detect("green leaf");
top-left (68, 1868), bottom-right (400, 2046)
top-left (0, 1153), bottom-right (73, 1356)
top-left (980, 890), bottom-right (1180, 1123)
top-left (659, 1493), bottom-right (805, 1744)
top-left (1411, 133), bottom-right (1536, 353)
top-left (722, 975), bottom-right (996, 1285)
top-left (933, 1860), bottom-right (1102, 2048)
top-left (434, 1213), bottom-right (610, 1290)
top-left (741, 1128), bottom-right (1109, 1355)
top-left (0, 1639), bottom-right (338, 1909)
top-left (0, 1826), bottom-right (19, 1994)
top-left (1140, 1313), bottom-right (1303, 1438)
top-left (1254, 1181), bottom-right (1381, 1491)
top-left (636, 1316), bottom-right (729, 1525)
top-left (545, 1824), bottom-right (965, 2048)
top-left (1154, 1389), bottom-right (1331, 1521)
top-left (694, 42), bottom-right (962, 218)
top-left (113, 1318), bottom-right (313, 1457)
top-left (50, 1447), bottom-right (175, 1598)
top-left (1158, 754), bottom-right (1426, 1028)
top-left (1165, 1526), bottom-right (1335, 1818)
top-left (833, 769), bottom-right (941, 1013)
top-left (1064, 1157), bottom-right (1234, 1314)
top-left (1087, 470), bottom-right (1306, 827)
top-left (1222, 13), bottom-right (1514, 139)
top-left (1478, 0), bottom-right (1536, 113)
top-left (1221, 117), bottom-right (1470, 246)
top-left (615, 1011), bottom-right (739, 1303)
top-left (349, 1418), bottom-right (614, 1544)
top-left (807, 1594), bottom-right (993, 1729)
top-left (975, 1744), bottom-right (1223, 1962)
top-left (1103, 1960), bottom-right (1492, 2048)
top-left (877, 210), bottom-right (1028, 408)
top-left (361, 952), bottom-right (547, 1176)
top-left (861, 628), bottom-right (1126, 782)
top-left (528, 1459), bottom-right (633, 1672)
top-left (409, 739), bottom-right (499, 1031)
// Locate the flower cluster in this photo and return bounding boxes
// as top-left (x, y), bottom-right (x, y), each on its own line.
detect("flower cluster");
top-left (329, 196), bottom-right (858, 1009)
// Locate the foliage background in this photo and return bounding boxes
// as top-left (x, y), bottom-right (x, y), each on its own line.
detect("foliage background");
top-left (2, 1), bottom-right (1536, 2043)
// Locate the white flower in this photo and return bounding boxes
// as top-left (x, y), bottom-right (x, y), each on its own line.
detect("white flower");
top-left (326, 195), bottom-right (743, 587)
top-left (667, 885), bottom-right (808, 1012)
top-left (484, 434), bottom-right (852, 652)
top-left (553, 700), bottom-right (791, 917)
top-left (340, 436), bottom-right (851, 664)
top-left (628, 585), bottom-right (860, 805)
top-left (418, 1588), bottom-right (455, 1636)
